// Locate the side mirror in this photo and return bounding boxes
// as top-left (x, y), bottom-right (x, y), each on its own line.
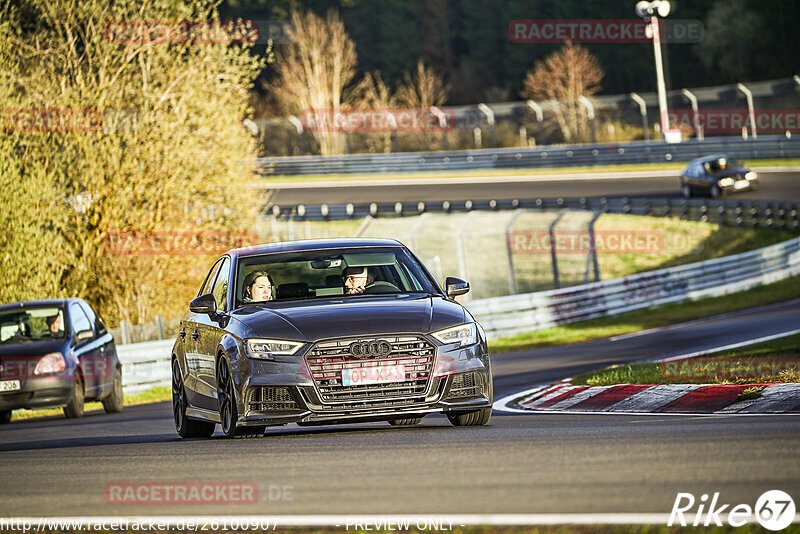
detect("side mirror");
top-left (445, 277), bottom-right (470, 298)
top-left (189, 293), bottom-right (217, 314)
top-left (75, 329), bottom-right (94, 342)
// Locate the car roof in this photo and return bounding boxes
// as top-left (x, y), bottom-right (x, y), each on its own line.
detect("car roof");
top-left (227, 238), bottom-right (406, 258)
top-left (0, 298), bottom-right (80, 313)
top-left (687, 154), bottom-right (730, 164)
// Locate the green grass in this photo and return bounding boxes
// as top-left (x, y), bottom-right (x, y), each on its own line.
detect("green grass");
top-left (571, 333), bottom-right (800, 386)
top-left (257, 157), bottom-right (800, 183)
top-left (488, 275), bottom-right (800, 354)
top-left (10, 386), bottom-right (171, 422)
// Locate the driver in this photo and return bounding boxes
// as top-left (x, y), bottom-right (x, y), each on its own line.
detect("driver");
top-left (46, 314), bottom-right (64, 336)
top-left (342, 267), bottom-right (374, 295)
top-left (242, 270), bottom-right (274, 303)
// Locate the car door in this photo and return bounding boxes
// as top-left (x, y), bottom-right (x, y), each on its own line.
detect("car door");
top-left (193, 256), bottom-right (231, 410)
top-left (78, 300), bottom-right (117, 398)
top-left (182, 258), bottom-right (222, 406)
top-left (68, 302), bottom-right (104, 399)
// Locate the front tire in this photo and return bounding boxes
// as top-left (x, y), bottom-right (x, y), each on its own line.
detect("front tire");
top-left (681, 183), bottom-right (692, 199)
top-left (388, 417), bottom-right (423, 426)
top-left (447, 407), bottom-right (492, 426)
top-left (0, 410), bottom-right (11, 424)
top-left (710, 184), bottom-right (721, 199)
top-left (102, 366), bottom-right (124, 414)
top-left (172, 359), bottom-right (215, 438)
top-left (217, 358), bottom-right (263, 438)
top-left (63, 372), bottom-right (85, 418)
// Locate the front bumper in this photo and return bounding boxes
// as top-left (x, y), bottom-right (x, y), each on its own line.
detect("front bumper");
top-left (234, 337), bottom-right (492, 427)
top-left (0, 376), bottom-right (72, 411)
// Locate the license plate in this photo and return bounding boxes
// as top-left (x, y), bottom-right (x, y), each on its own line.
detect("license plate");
top-left (342, 365), bottom-right (405, 386)
top-left (0, 380), bottom-right (21, 392)
top-left (734, 180), bottom-right (749, 189)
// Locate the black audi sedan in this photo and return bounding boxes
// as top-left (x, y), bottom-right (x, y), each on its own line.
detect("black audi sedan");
top-left (0, 298), bottom-right (122, 423)
top-left (679, 154), bottom-right (758, 199)
top-left (171, 238), bottom-right (493, 438)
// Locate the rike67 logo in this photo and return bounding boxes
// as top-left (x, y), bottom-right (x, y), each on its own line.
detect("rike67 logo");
top-left (669, 490), bottom-right (796, 530)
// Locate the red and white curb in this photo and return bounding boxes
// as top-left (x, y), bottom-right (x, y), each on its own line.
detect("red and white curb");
top-left (494, 382), bottom-right (800, 415)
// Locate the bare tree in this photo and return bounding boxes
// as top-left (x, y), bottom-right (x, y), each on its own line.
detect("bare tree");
top-left (349, 71), bottom-right (397, 153)
top-left (521, 42), bottom-right (603, 143)
top-left (271, 10), bottom-right (358, 155)
top-left (395, 60), bottom-right (449, 149)
top-left (396, 59), bottom-right (449, 110)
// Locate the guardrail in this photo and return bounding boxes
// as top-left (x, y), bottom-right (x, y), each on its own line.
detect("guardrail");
top-left (466, 236), bottom-right (800, 341)
top-left (257, 135), bottom-right (800, 176)
top-left (117, 339), bottom-right (173, 394)
top-left (272, 196), bottom-right (800, 232)
top-left (113, 235), bottom-right (800, 394)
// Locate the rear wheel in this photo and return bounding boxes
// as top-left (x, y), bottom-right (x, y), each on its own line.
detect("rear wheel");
top-left (0, 410), bottom-right (11, 424)
top-left (63, 372), bottom-right (84, 418)
top-left (102, 366), bottom-right (124, 414)
top-left (217, 358), bottom-right (264, 438)
top-left (388, 417), bottom-right (423, 426)
top-left (172, 359), bottom-right (215, 438)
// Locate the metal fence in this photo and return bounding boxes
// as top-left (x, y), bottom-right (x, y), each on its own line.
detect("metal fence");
top-left (467, 236), bottom-right (800, 341)
top-left (117, 340), bottom-right (173, 393)
top-left (258, 135), bottom-right (800, 176)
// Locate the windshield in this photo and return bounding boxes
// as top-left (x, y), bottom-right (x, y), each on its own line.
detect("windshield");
top-left (0, 307), bottom-right (65, 344)
top-left (707, 157), bottom-right (741, 172)
top-left (235, 247), bottom-right (439, 305)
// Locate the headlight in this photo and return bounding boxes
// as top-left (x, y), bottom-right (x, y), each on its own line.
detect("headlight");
top-left (432, 323), bottom-right (477, 348)
top-left (718, 177), bottom-right (735, 187)
top-left (246, 338), bottom-right (304, 360)
top-left (745, 171), bottom-right (757, 180)
top-left (34, 353), bottom-right (66, 375)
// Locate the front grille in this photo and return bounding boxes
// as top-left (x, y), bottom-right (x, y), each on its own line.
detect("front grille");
top-left (248, 386), bottom-right (301, 412)
top-left (448, 371), bottom-right (482, 398)
top-left (306, 335), bottom-right (435, 405)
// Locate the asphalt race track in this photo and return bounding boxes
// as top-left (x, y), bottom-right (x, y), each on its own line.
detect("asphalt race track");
top-left (267, 169), bottom-right (800, 205)
top-left (1, 300), bottom-right (799, 517)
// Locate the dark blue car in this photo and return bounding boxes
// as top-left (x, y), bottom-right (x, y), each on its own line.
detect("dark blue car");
top-left (0, 298), bottom-right (122, 423)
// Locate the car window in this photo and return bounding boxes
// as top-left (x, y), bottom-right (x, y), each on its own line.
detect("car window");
top-left (199, 258), bottom-right (223, 297)
top-left (70, 303), bottom-right (93, 337)
top-left (211, 257), bottom-right (231, 311)
top-left (79, 301), bottom-right (107, 336)
top-left (0, 306), bottom-right (65, 343)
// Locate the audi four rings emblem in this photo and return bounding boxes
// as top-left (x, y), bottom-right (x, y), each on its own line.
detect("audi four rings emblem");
top-left (348, 340), bottom-right (392, 357)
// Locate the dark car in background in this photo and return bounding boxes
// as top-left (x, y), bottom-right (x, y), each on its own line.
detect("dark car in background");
top-left (171, 238), bottom-right (493, 438)
top-left (0, 299), bottom-right (123, 423)
top-left (680, 154), bottom-right (758, 199)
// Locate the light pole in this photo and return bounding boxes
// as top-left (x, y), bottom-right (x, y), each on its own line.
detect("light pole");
top-left (737, 83), bottom-right (757, 139)
top-left (630, 92), bottom-right (649, 141)
top-left (680, 88), bottom-right (703, 141)
top-left (635, 1), bottom-right (678, 142)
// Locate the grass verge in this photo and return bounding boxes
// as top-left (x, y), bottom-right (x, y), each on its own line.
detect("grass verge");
top-left (487, 275), bottom-right (800, 354)
top-left (258, 157), bottom-right (800, 184)
top-left (10, 386), bottom-right (171, 422)
top-left (571, 334), bottom-right (800, 386)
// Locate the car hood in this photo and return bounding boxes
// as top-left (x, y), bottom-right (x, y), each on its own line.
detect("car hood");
top-left (0, 339), bottom-right (67, 357)
top-left (231, 294), bottom-right (466, 341)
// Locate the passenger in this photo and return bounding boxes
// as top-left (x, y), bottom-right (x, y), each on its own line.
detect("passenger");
top-left (46, 314), bottom-right (64, 336)
top-left (342, 266), bottom-right (374, 295)
top-left (242, 271), bottom-right (274, 303)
